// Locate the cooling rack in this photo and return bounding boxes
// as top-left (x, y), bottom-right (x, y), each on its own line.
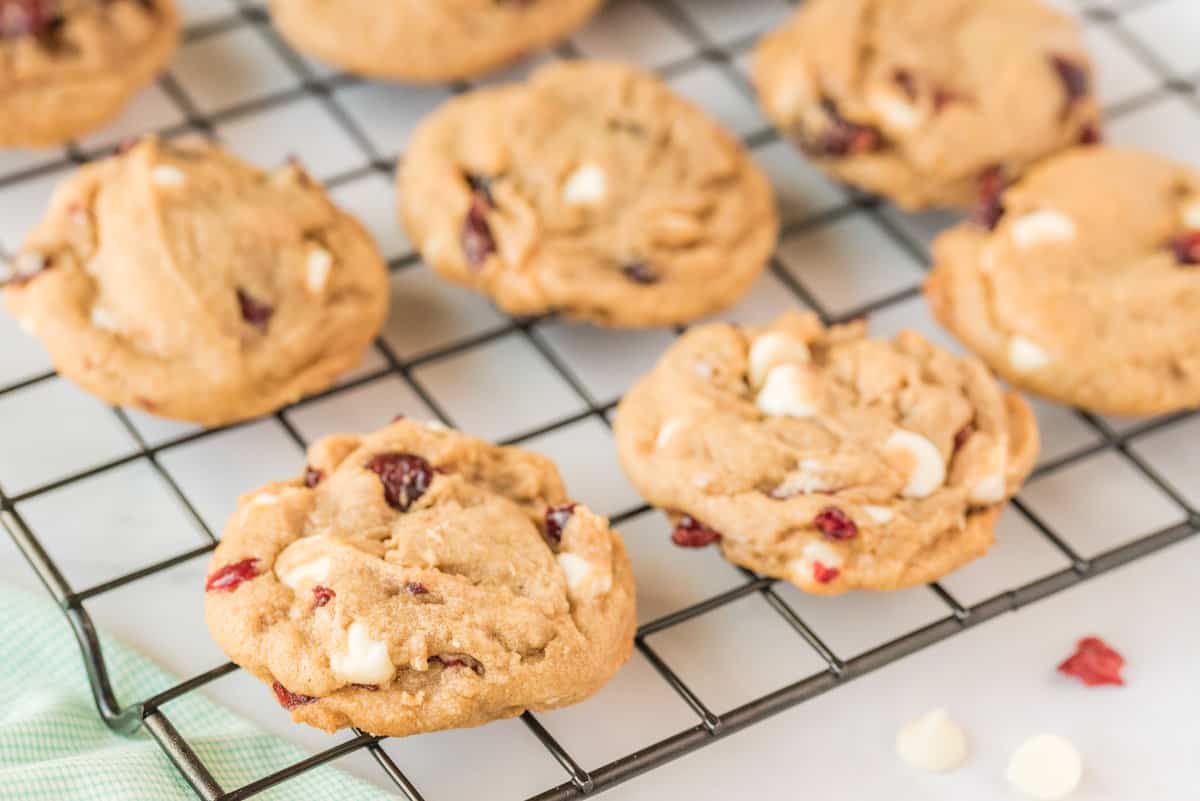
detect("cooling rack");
top-left (1, 0), bottom-right (1198, 798)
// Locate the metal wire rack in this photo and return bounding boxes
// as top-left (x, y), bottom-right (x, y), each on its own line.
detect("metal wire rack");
top-left (2, 0), bottom-right (1198, 798)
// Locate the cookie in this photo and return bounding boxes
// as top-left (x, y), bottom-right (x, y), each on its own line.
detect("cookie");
top-left (266, 0), bottom-right (603, 83)
top-left (398, 60), bottom-right (779, 328)
top-left (204, 419), bottom-right (636, 736)
top-left (613, 312), bottom-right (1039, 594)
top-left (2, 137), bottom-right (389, 426)
top-left (0, 0), bottom-right (180, 147)
top-left (752, 0), bottom-right (1099, 210)
top-left (928, 147), bottom-right (1200, 416)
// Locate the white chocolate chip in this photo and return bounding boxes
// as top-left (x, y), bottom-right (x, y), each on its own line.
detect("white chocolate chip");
top-left (1006, 734), bottom-right (1083, 801)
top-left (692, 361), bottom-right (713, 380)
top-left (306, 248), bottom-right (333, 294)
top-left (864, 505), bottom-right (894, 524)
top-left (150, 164), bottom-right (186, 187)
top-left (330, 621), bottom-right (395, 685)
top-left (756, 364), bottom-right (820, 419)
top-left (896, 708), bottom-right (969, 773)
top-left (968, 473), bottom-right (1006, 505)
top-left (885, 430), bottom-right (946, 499)
top-left (655, 417), bottom-right (687, 449)
top-left (789, 540), bottom-right (843, 585)
top-left (773, 459), bottom-right (833, 497)
top-left (278, 556), bottom-right (331, 589)
top-left (557, 552), bottom-right (612, 600)
top-left (421, 419), bottom-right (449, 432)
top-left (868, 89), bottom-right (923, 132)
top-left (90, 306), bottom-right (116, 332)
top-left (1183, 199), bottom-right (1200, 230)
top-left (748, 331), bottom-right (811, 388)
top-left (239, 492), bottom-right (279, 523)
top-left (1009, 336), bottom-right (1051, 373)
top-left (1010, 210), bottom-right (1076, 249)
top-left (562, 163), bottom-right (607, 205)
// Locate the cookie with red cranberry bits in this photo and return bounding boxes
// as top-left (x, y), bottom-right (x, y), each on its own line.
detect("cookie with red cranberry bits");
top-left (266, 0), bottom-right (602, 82)
top-left (0, 0), bottom-right (180, 147)
top-left (204, 420), bottom-right (636, 736)
top-left (928, 148), bottom-right (1200, 416)
top-left (2, 137), bottom-right (389, 426)
top-left (752, 0), bottom-right (1099, 211)
top-left (613, 312), bottom-right (1039, 594)
top-left (398, 60), bottom-right (779, 327)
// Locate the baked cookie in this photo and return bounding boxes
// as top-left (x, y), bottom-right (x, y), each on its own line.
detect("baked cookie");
top-left (266, 0), bottom-right (603, 83)
top-left (928, 147), bottom-right (1200, 416)
top-left (398, 60), bottom-right (778, 327)
top-left (752, 0), bottom-right (1099, 210)
top-left (0, 0), bottom-right (180, 147)
top-left (2, 137), bottom-right (389, 426)
top-left (614, 312), bottom-right (1039, 594)
top-left (204, 419), bottom-right (636, 736)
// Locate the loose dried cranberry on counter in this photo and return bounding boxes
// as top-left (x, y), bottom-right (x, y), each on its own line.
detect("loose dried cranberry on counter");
top-left (814, 507), bottom-right (858, 540)
top-left (670, 515), bottom-right (722, 548)
top-left (204, 558), bottom-right (261, 592)
top-left (1057, 636), bottom-right (1125, 687)
top-left (366, 453), bottom-right (434, 511)
top-left (272, 681), bottom-right (317, 709)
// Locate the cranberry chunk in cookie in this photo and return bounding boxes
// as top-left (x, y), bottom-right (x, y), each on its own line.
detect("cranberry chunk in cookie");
top-left (614, 312), bottom-right (1039, 594)
top-left (204, 419), bottom-right (636, 736)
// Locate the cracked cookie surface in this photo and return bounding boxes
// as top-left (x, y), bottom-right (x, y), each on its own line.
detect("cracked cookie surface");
top-left (752, 0), bottom-right (1098, 210)
top-left (928, 147), bottom-right (1200, 416)
top-left (266, 0), bottom-right (602, 82)
top-left (0, 0), bottom-right (180, 146)
top-left (204, 419), bottom-right (636, 736)
top-left (614, 312), bottom-right (1039, 594)
top-left (398, 60), bottom-right (779, 327)
top-left (2, 137), bottom-right (389, 425)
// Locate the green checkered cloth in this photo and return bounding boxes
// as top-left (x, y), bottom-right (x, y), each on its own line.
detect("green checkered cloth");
top-left (0, 583), bottom-right (392, 801)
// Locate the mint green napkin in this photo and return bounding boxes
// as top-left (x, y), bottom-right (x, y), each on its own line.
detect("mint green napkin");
top-left (0, 583), bottom-right (391, 801)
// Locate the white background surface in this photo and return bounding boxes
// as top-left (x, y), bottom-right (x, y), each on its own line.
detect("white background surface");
top-left (1, 0), bottom-right (1198, 799)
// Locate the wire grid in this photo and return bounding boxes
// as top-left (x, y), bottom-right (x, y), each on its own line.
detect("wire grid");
top-left (1, 0), bottom-right (1198, 798)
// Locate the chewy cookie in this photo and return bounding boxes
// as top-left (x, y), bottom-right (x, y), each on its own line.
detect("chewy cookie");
top-left (2, 137), bottom-right (389, 425)
top-left (266, 0), bottom-right (603, 83)
top-left (0, 0), bottom-right (180, 147)
top-left (398, 60), bottom-right (778, 327)
top-left (204, 419), bottom-right (636, 736)
top-left (752, 0), bottom-right (1099, 210)
top-left (928, 147), bottom-right (1200, 416)
top-left (614, 312), bottom-right (1039, 594)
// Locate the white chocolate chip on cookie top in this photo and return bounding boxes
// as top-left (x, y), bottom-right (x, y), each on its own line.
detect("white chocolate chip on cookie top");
top-left (614, 311), bottom-right (1040, 594)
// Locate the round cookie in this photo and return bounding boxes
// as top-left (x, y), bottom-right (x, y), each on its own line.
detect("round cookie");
top-left (204, 419), bottom-right (636, 736)
top-left (398, 60), bottom-right (779, 328)
top-left (2, 137), bottom-right (389, 426)
top-left (266, 0), bottom-right (603, 83)
top-left (928, 147), bottom-right (1200, 416)
top-left (613, 312), bottom-right (1039, 594)
top-left (0, 0), bottom-right (180, 147)
top-left (752, 0), bottom-right (1099, 210)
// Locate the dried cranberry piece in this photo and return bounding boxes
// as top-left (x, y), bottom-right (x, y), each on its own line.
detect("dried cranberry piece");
top-left (1057, 636), bottom-right (1125, 687)
top-left (0, 0), bottom-right (59, 38)
top-left (272, 681), bottom-right (318, 709)
top-left (621, 261), bottom-right (658, 285)
top-left (812, 561), bottom-right (840, 584)
top-left (953, 424), bottom-right (975, 452)
top-left (434, 653), bottom-right (484, 675)
top-left (892, 68), bottom-right (918, 101)
top-left (205, 558), bottom-right (261, 592)
top-left (461, 196), bottom-right (496, 268)
top-left (973, 165), bottom-right (1007, 230)
top-left (1049, 55), bottom-right (1090, 108)
top-left (670, 515), bottom-right (722, 548)
top-left (1168, 232), bottom-right (1200, 266)
top-left (312, 585), bottom-right (335, 608)
top-left (405, 581), bottom-right (429, 595)
top-left (1077, 122), bottom-right (1102, 145)
top-left (352, 683), bottom-right (379, 691)
top-left (813, 507), bottom-right (858, 540)
top-left (932, 85), bottom-right (966, 112)
top-left (543, 503), bottom-right (576, 548)
top-left (303, 466), bottom-right (324, 488)
top-left (236, 288), bottom-right (273, 330)
top-left (366, 453), bottom-right (434, 511)
top-left (807, 98), bottom-right (882, 158)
